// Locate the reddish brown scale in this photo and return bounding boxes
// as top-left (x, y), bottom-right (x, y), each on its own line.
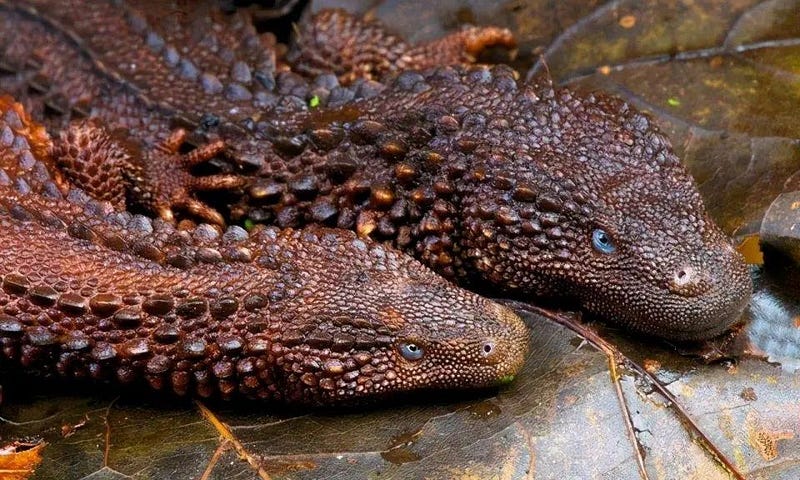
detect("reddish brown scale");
top-left (0, 97), bottom-right (528, 404)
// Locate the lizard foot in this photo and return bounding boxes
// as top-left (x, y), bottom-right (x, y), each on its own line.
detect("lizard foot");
top-left (51, 122), bottom-right (247, 226)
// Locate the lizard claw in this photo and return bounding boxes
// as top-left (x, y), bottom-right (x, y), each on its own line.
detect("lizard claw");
top-left (173, 197), bottom-right (226, 227)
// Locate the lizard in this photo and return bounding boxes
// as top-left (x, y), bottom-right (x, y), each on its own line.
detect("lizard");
top-left (0, 0), bottom-right (752, 341)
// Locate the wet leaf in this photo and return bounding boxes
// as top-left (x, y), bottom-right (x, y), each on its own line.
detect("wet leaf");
top-left (519, 0), bottom-right (800, 237)
top-left (761, 191), bottom-right (800, 263)
top-left (3, 0), bottom-right (800, 479)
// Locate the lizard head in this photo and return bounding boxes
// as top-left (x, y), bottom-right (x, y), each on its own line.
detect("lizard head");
top-left (458, 85), bottom-right (752, 340)
top-left (274, 229), bottom-right (529, 405)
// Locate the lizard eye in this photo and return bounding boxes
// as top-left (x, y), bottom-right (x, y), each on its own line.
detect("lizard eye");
top-left (592, 229), bottom-right (616, 254)
top-left (398, 342), bottom-right (424, 361)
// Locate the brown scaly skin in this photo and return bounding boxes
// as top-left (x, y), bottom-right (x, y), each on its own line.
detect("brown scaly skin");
top-left (0, 0), bottom-right (510, 222)
top-left (0, 1), bottom-right (752, 340)
top-left (235, 67), bottom-right (753, 341)
top-left (0, 96), bottom-right (529, 405)
top-left (286, 8), bottom-right (517, 84)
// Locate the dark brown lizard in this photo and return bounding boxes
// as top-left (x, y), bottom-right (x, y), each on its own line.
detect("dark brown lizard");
top-left (0, 0), bottom-right (752, 340)
top-left (0, 95), bottom-right (529, 405)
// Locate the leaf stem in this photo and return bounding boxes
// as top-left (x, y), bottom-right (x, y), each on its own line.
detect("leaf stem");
top-left (503, 301), bottom-right (746, 480)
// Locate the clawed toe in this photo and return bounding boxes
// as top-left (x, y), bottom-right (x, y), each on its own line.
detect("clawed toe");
top-left (438, 26), bottom-right (517, 62)
top-left (173, 197), bottom-right (226, 227)
top-left (189, 174), bottom-right (249, 192)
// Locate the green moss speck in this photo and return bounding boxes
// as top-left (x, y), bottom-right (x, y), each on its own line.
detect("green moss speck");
top-left (666, 97), bottom-right (681, 107)
top-left (499, 374), bottom-right (515, 385)
top-left (309, 95), bottom-right (320, 108)
top-left (244, 219), bottom-right (255, 231)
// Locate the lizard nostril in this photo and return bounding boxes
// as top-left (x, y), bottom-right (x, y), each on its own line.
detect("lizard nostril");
top-left (673, 265), bottom-right (694, 287)
top-left (669, 264), bottom-right (714, 298)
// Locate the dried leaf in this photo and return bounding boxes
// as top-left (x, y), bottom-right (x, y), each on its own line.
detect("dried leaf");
top-left (0, 440), bottom-right (46, 480)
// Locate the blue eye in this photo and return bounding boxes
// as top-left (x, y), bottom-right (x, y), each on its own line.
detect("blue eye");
top-left (592, 229), bottom-right (616, 254)
top-left (399, 342), bottom-right (424, 361)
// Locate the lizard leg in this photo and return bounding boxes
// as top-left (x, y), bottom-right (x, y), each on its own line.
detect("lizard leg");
top-left (50, 122), bottom-right (246, 226)
top-left (287, 8), bottom-right (516, 84)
